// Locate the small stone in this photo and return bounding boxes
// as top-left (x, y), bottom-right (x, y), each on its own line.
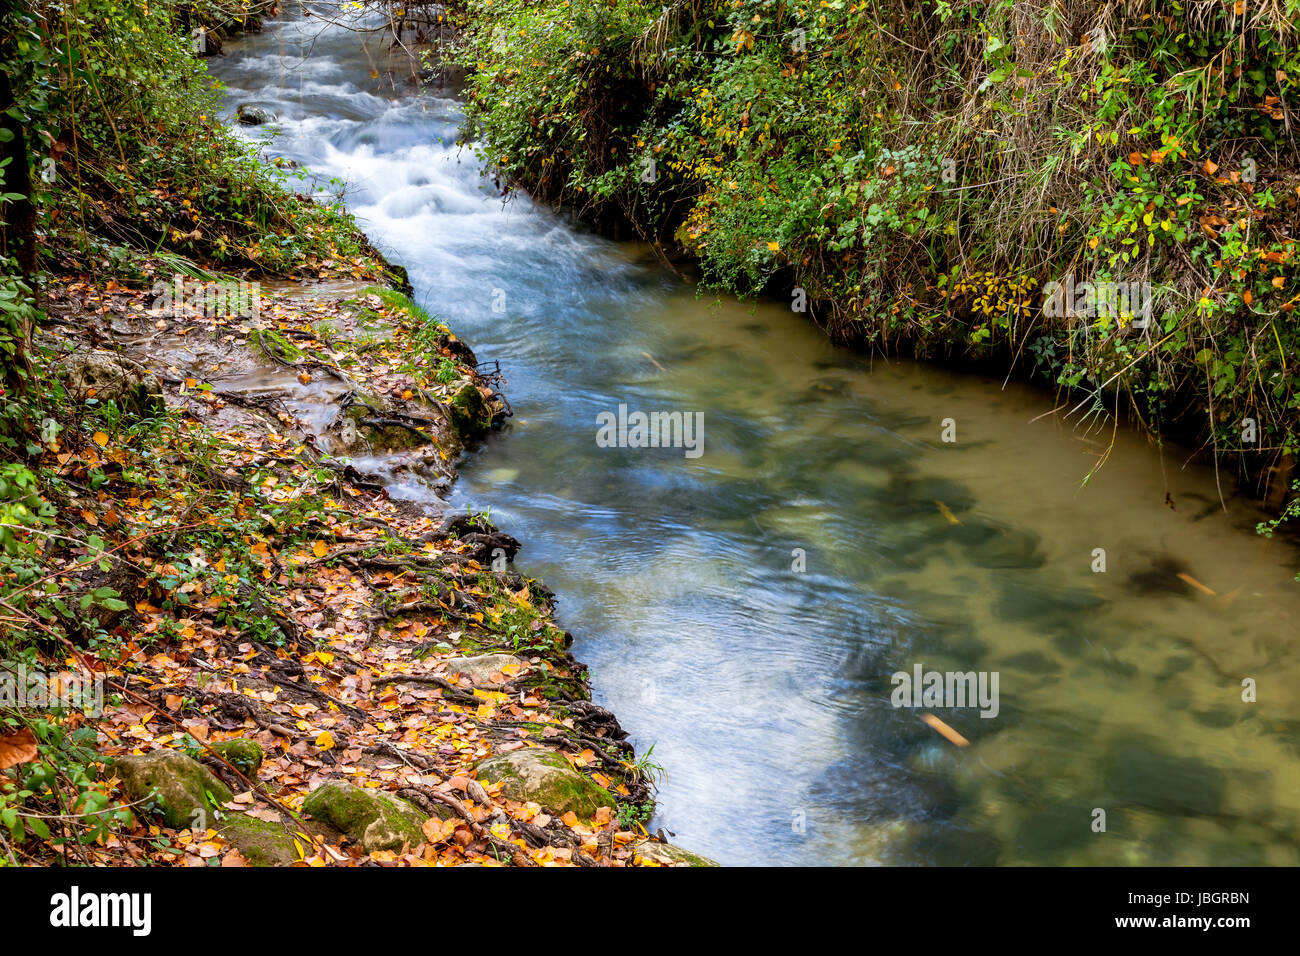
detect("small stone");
top-left (632, 841), bottom-right (720, 867)
top-left (237, 104), bottom-right (273, 126)
top-left (216, 814), bottom-right (297, 866)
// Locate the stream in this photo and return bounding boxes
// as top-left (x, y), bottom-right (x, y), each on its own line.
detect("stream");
top-left (212, 8), bottom-right (1300, 866)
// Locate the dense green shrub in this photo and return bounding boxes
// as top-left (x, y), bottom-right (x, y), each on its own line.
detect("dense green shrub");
top-left (6, 0), bottom-right (373, 278)
top-left (459, 0), bottom-right (1300, 511)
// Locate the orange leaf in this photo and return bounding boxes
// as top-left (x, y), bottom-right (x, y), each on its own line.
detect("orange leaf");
top-left (0, 728), bottom-right (39, 770)
top-left (423, 817), bottom-right (456, 844)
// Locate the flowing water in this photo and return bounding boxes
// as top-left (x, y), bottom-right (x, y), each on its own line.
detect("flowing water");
top-left (213, 9), bottom-right (1300, 866)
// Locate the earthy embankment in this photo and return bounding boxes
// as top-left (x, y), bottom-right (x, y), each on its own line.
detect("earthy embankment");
top-left (11, 260), bottom-right (714, 866)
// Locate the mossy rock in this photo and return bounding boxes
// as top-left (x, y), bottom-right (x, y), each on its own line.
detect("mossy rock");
top-left (302, 781), bottom-right (442, 853)
top-left (449, 382), bottom-right (492, 439)
top-left (112, 750), bottom-right (233, 829)
top-left (213, 813), bottom-right (344, 867)
top-left (632, 841), bottom-right (720, 867)
top-left (248, 328), bottom-right (305, 364)
top-left (210, 739), bottom-right (264, 778)
top-left (216, 814), bottom-right (298, 866)
top-left (343, 401), bottom-right (430, 453)
top-left (475, 749), bottom-right (613, 819)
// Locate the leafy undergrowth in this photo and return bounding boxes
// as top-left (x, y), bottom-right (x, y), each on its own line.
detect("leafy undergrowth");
top-left (456, 0), bottom-right (1300, 518)
top-left (19, 0), bottom-right (399, 282)
top-left (0, 266), bottom-right (671, 867)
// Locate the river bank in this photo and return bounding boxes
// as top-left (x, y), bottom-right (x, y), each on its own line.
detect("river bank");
top-left (0, 1), bottom-right (721, 866)
top-left (11, 260), bottom-right (712, 866)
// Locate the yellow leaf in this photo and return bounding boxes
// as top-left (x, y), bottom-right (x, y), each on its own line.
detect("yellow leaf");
top-left (93, 431), bottom-right (109, 447)
top-left (936, 500), bottom-right (962, 525)
top-left (312, 540), bottom-right (329, 559)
